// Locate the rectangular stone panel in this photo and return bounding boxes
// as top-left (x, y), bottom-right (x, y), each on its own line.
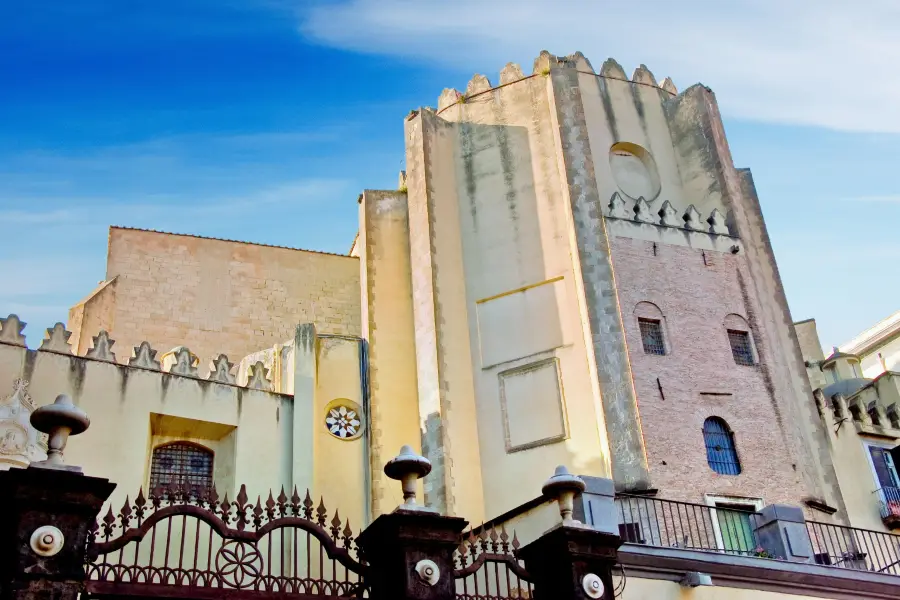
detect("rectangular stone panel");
top-left (475, 277), bottom-right (565, 369)
top-left (499, 358), bottom-right (567, 452)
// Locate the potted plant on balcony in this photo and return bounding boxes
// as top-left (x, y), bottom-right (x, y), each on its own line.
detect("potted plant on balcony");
top-left (883, 499), bottom-right (900, 530)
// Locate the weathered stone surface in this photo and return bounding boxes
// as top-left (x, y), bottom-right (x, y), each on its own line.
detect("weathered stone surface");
top-left (207, 354), bottom-right (235, 384)
top-left (633, 197), bottom-right (655, 223)
top-left (128, 341), bottom-right (161, 370)
top-left (0, 314), bottom-right (26, 347)
top-left (707, 207), bottom-right (730, 235)
top-left (682, 204), bottom-right (704, 231)
top-left (85, 330), bottom-right (116, 363)
top-left (246, 360), bottom-right (271, 390)
top-left (657, 200), bottom-right (679, 227)
top-left (608, 192), bottom-right (631, 219)
top-left (164, 346), bottom-right (199, 377)
top-left (661, 76), bottom-right (678, 95)
top-left (39, 323), bottom-right (73, 354)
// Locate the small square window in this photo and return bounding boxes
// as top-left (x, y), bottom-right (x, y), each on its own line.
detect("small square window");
top-left (728, 330), bottom-right (755, 366)
top-left (638, 318), bottom-right (666, 355)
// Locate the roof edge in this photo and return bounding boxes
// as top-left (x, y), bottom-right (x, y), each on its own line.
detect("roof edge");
top-left (109, 226), bottom-right (356, 259)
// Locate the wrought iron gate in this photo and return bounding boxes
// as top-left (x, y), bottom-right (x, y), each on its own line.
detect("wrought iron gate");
top-left (84, 484), bottom-right (368, 599)
top-left (453, 527), bottom-right (532, 600)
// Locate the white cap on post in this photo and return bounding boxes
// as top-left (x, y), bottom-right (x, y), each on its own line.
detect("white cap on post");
top-left (383, 445), bottom-right (436, 513)
top-left (542, 466), bottom-right (587, 525)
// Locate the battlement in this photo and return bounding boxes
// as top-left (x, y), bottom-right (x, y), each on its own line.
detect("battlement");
top-left (814, 373), bottom-right (900, 438)
top-left (435, 50), bottom-right (679, 114)
top-left (0, 314), bottom-right (275, 392)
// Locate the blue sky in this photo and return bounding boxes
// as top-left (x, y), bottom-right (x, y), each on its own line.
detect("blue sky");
top-left (2, 1), bottom-right (898, 351)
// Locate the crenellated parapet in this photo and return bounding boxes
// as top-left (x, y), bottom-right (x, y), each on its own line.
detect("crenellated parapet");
top-left (816, 373), bottom-right (900, 438)
top-left (0, 314), bottom-right (278, 393)
top-left (603, 192), bottom-right (741, 254)
top-left (435, 50), bottom-right (678, 117)
top-left (605, 192), bottom-right (734, 236)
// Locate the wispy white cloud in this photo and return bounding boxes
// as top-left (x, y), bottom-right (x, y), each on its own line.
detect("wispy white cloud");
top-left (298, 0), bottom-right (900, 133)
top-left (0, 178), bottom-right (351, 229)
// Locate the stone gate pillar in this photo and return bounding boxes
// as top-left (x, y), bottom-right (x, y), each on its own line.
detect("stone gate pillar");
top-left (519, 467), bottom-right (622, 600)
top-left (0, 395), bottom-right (115, 600)
top-left (356, 446), bottom-right (467, 600)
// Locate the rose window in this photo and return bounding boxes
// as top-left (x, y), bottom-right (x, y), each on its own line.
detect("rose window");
top-left (325, 405), bottom-right (361, 439)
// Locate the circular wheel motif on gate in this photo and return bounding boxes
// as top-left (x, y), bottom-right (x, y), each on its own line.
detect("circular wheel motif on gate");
top-left (215, 541), bottom-right (262, 589)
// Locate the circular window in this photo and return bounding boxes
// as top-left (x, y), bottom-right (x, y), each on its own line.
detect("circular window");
top-left (608, 142), bottom-right (661, 202)
top-left (324, 400), bottom-right (363, 440)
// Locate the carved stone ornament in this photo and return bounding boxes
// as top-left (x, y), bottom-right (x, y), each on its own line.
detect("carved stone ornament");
top-left (39, 323), bottom-right (73, 354)
top-left (129, 341), bottom-right (161, 370)
top-left (0, 314), bottom-right (26, 347)
top-left (86, 330), bottom-right (117, 363)
top-left (415, 559), bottom-right (440, 586)
top-left (246, 361), bottom-right (272, 391)
top-left (30, 525), bottom-right (64, 557)
top-left (0, 379), bottom-right (46, 469)
top-left (208, 354), bottom-right (236, 384)
top-left (582, 573), bottom-right (605, 599)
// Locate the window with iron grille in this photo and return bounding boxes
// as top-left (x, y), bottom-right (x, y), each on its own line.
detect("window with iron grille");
top-left (703, 417), bottom-right (741, 475)
top-left (727, 329), bottom-right (755, 366)
top-left (638, 318), bottom-right (666, 355)
top-left (149, 442), bottom-right (214, 495)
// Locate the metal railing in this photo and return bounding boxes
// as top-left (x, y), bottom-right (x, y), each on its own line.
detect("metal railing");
top-left (875, 486), bottom-right (900, 523)
top-left (807, 520), bottom-right (900, 574)
top-left (615, 495), bottom-right (761, 556)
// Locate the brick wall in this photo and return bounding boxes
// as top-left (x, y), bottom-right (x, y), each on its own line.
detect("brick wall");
top-left (611, 236), bottom-right (806, 507)
top-left (75, 227), bottom-right (361, 367)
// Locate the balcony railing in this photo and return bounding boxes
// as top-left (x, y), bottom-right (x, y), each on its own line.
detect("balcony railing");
top-left (615, 494), bottom-right (762, 556)
top-left (615, 494), bottom-right (900, 575)
top-left (807, 520), bottom-right (900, 574)
top-left (875, 487), bottom-right (900, 530)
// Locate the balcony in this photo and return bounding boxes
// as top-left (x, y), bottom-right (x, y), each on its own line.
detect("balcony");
top-left (876, 487), bottom-right (900, 530)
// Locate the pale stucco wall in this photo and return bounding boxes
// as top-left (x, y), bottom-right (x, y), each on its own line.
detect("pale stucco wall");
top-left (0, 322), bottom-right (367, 529)
top-left (406, 63), bottom-right (617, 521)
top-left (359, 190), bottom-right (422, 517)
top-left (795, 319), bottom-right (828, 391)
top-left (68, 227), bottom-right (361, 368)
top-left (0, 341), bottom-right (291, 511)
top-left (859, 336), bottom-right (900, 378)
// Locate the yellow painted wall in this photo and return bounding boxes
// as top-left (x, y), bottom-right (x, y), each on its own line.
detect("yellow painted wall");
top-left (0, 322), bottom-right (367, 529)
top-left (359, 190), bottom-right (423, 516)
top-left (625, 578), bottom-right (826, 600)
top-left (0, 342), bottom-right (290, 511)
top-left (313, 336), bottom-right (367, 528)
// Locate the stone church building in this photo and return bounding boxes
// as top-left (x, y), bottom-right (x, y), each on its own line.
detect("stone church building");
top-left (0, 51), bottom-right (884, 547)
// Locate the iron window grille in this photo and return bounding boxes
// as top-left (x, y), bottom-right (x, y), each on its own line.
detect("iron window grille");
top-left (703, 417), bottom-right (742, 475)
top-left (638, 318), bottom-right (666, 355)
top-left (727, 329), bottom-right (755, 366)
top-left (149, 442), bottom-right (214, 496)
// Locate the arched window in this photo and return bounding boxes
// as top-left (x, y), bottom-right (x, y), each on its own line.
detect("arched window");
top-left (149, 442), bottom-right (214, 494)
top-left (634, 302), bottom-right (667, 356)
top-left (703, 417), bottom-right (741, 475)
top-left (724, 314), bottom-right (756, 366)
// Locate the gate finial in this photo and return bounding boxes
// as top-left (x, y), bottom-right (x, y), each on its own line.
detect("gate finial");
top-left (384, 445), bottom-right (434, 512)
top-left (542, 465), bottom-right (586, 525)
top-left (29, 394), bottom-right (90, 473)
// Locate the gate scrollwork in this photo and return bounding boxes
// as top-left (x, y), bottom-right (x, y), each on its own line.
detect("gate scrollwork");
top-left (85, 482), bottom-right (369, 598)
